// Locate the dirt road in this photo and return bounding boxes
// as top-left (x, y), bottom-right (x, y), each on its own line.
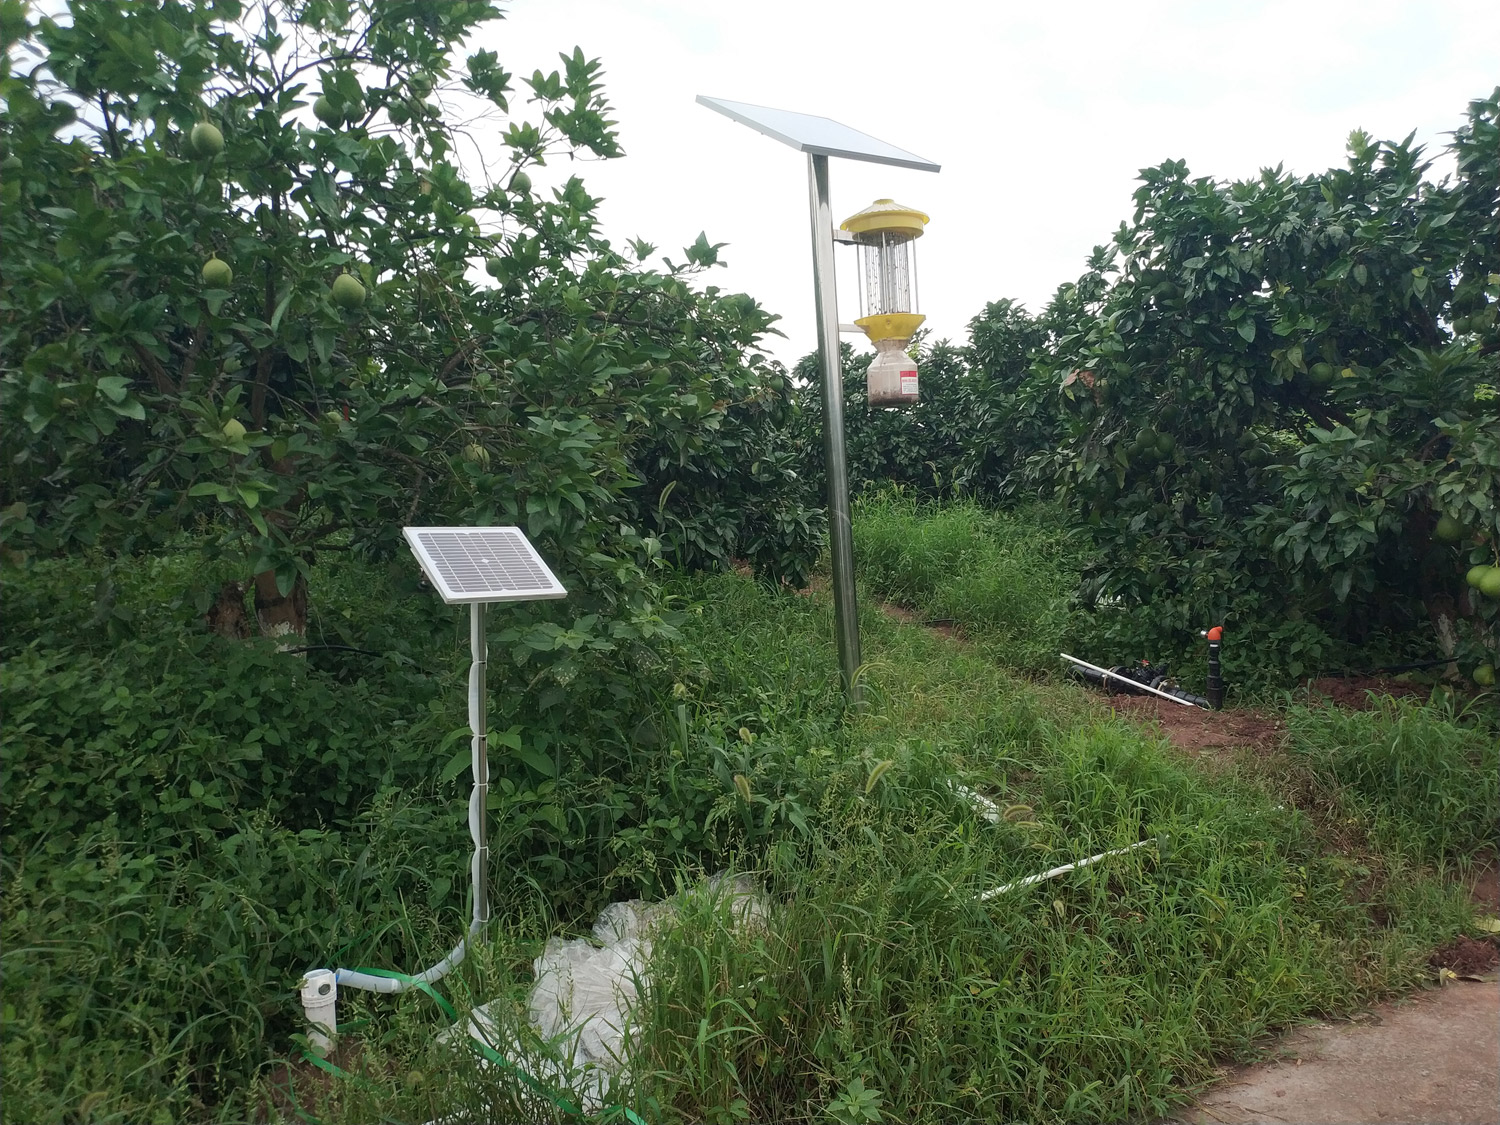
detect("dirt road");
top-left (1167, 979), bottom-right (1498, 1124)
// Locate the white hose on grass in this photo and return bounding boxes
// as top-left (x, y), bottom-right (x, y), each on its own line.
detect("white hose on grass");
top-left (980, 838), bottom-right (1162, 901)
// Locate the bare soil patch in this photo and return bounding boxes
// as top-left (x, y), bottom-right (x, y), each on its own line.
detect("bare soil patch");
top-left (1430, 935), bottom-right (1500, 978)
top-left (1304, 674), bottom-right (1432, 708)
top-left (1098, 694), bottom-right (1287, 757)
top-left (1166, 980), bottom-right (1500, 1125)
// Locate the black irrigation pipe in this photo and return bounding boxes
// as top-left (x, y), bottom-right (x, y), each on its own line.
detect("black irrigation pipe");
top-left (1316, 656), bottom-right (1459, 677)
top-left (283, 644), bottom-right (442, 677)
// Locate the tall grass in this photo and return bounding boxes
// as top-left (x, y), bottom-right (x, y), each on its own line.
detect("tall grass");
top-left (2, 553), bottom-right (1484, 1124)
top-left (1286, 695), bottom-right (1500, 864)
top-left (615, 573), bottom-right (1475, 1125)
top-left (852, 491), bottom-right (1080, 672)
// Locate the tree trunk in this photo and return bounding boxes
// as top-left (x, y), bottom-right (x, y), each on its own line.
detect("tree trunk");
top-left (206, 581), bottom-right (251, 638)
top-left (1424, 591), bottom-right (1461, 682)
top-left (253, 570), bottom-right (308, 649)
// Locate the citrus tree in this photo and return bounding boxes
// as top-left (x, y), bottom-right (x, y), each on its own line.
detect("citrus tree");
top-left (791, 300), bottom-right (1055, 504)
top-left (1030, 90), bottom-right (1500, 683)
top-left (0, 0), bottom-right (818, 680)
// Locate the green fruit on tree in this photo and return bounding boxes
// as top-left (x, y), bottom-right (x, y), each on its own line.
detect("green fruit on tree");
top-left (189, 122), bottom-right (224, 158)
top-left (1481, 569), bottom-right (1500, 599)
top-left (509, 169), bottom-right (531, 194)
top-left (314, 96), bottom-right (342, 126)
top-left (1242, 444), bottom-right (1270, 468)
top-left (330, 273), bottom-right (366, 310)
top-left (408, 72), bottom-right (433, 97)
top-left (343, 98), bottom-right (364, 125)
top-left (1466, 565), bottom-right (1493, 589)
top-left (1308, 362), bottom-right (1335, 388)
top-left (222, 418), bottom-right (247, 440)
top-left (1155, 433), bottom-right (1176, 459)
top-left (201, 257), bottom-right (233, 287)
top-left (462, 443), bottom-right (490, 467)
top-left (485, 257), bottom-right (505, 278)
top-left (1433, 515), bottom-right (1468, 542)
top-left (1473, 665), bottom-right (1496, 687)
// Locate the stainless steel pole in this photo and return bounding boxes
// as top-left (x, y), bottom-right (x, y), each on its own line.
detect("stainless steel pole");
top-left (808, 153), bottom-right (862, 706)
top-left (470, 602), bottom-right (490, 925)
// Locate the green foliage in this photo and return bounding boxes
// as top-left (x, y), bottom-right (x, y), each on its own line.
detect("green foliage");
top-left (624, 578), bottom-right (1473, 1125)
top-left (852, 492), bottom-right (1081, 671)
top-left (1286, 697), bottom-right (1500, 862)
top-left (2, 796), bottom-right (468, 1125)
top-left (0, 545), bottom-right (677, 1121)
top-left (791, 299), bottom-right (1060, 504)
top-left (1027, 91), bottom-right (1500, 683)
top-left (0, 0), bottom-right (821, 655)
top-left (3, 562), bottom-right (1481, 1123)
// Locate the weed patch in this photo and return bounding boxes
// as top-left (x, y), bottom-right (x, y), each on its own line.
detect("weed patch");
top-left (1285, 696), bottom-right (1499, 864)
top-left (852, 492), bottom-right (1081, 673)
top-left (1, 563), bottom-right (1482, 1123)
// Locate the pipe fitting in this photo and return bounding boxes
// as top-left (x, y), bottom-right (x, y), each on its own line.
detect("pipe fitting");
top-left (300, 969), bottom-right (337, 1054)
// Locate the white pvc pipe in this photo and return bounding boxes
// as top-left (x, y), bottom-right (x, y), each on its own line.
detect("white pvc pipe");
top-left (333, 920), bottom-right (482, 994)
top-left (1059, 652), bottom-right (1199, 708)
top-left (950, 782), bottom-right (1003, 824)
top-left (979, 838), bottom-right (1160, 901)
top-left (300, 969), bottom-right (337, 1052)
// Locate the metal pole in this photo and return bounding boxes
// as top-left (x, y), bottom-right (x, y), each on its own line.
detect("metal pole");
top-left (808, 153), bottom-right (862, 706)
top-left (469, 602), bottom-right (490, 926)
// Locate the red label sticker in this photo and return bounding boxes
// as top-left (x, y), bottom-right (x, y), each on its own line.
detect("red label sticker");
top-left (900, 371), bottom-right (918, 394)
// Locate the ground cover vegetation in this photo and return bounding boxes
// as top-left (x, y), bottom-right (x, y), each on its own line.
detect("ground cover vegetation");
top-left (5, 556), bottom-right (1494, 1124)
top-left (4, 1), bottom-right (1498, 1121)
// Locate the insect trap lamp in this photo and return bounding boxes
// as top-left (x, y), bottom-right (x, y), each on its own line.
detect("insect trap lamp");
top-left (299, 526), bottom-right (565, 1055)
top-left (695, 94), bottom-right (939, 705)
top-left (841, 198), bottom-right (929, 407)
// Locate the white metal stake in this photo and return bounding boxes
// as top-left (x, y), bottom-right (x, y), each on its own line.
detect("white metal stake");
top-left (809, 152), bottom-right (862, 708)
top-left (470, 602), bottom-right (489, 926)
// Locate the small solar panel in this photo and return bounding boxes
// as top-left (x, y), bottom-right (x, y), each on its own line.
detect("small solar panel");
top-left (696, 96), bottom-right (941, 172)
top-left (403, 526), bottom-right (567, 605)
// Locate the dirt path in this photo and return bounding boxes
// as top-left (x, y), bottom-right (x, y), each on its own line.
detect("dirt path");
top-left (1165, 979), bottom-right (1499, 1125)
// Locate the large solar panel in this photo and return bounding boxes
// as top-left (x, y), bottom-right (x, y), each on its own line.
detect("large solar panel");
top-left (696, 96), bottom-right (940, 172)
top-left (403, 526), bottom-right (567, 605)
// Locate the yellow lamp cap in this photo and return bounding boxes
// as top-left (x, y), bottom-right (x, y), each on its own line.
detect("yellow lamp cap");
top-left (840, 198), bottom-right (929, 240)
top-left (855, 312), bottom-right (926, 343)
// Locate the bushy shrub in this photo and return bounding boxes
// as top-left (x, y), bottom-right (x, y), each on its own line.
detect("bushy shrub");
top-left (1027, 92), bottom-right (1500, 685)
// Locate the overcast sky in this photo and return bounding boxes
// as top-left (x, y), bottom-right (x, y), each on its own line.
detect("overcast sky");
top-left (467, 1), bottom-right (1499, 367)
